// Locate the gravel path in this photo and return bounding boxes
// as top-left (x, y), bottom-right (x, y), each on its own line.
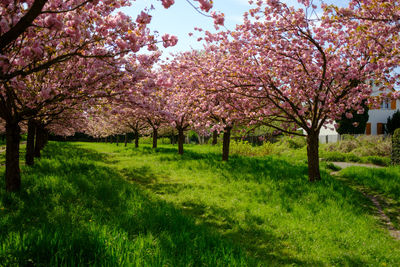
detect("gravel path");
top-left (330, 161), bottom-right (384, 169)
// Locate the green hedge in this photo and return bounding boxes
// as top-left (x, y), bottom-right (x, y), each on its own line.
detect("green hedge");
top-left (392, 128), bottom-right (400, 164)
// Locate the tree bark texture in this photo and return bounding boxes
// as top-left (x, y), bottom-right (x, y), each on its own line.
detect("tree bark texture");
top-left (34, 124), bottom-right (46, 158)
top-left (43, 130), bottom-right (48, 147)
top-left (135, 131), bottom-right (139, 148)
top-left (25, 119), bottom-right (36, 166)
top-left (306, 133), bottom-right (321, 182)
top-left (212, 130), bottom-right (218, 145)
top-left (222, 127), bottom-right (232, 161)
top-left (152, 128), bottom-right (158, 149)
top-left (5, 121), bottom-right (21, 192)
top-left (0, 0), bottom-right (47, 52)
top-left (178, 128), bottom-right (184, 155)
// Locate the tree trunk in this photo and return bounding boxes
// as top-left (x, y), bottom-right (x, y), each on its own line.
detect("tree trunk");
top-left (135, 131), bottom-right (139, 148)
top-left (212, 130), bottom-right (218, 145)
top-left (306, 133), bottom-right (321, 182)
top-left (5, 121), bottom-right (21, 192)
top-left (25, 119), bottom-right (36, 166)
top-left (178, 128), bottom-right (184, 155)
top-left (116, 135), bottom-right (119, 146)
top-left (34, 124), bottom-right (45, 158)
top-left (124, 133), bottom-right (128, 147)
top-left (43, 130), bottom-right (48, 147)
top-left (222, 126), bottom-right (232, 161)
top-left (152, 128), bottom-right (158, 149)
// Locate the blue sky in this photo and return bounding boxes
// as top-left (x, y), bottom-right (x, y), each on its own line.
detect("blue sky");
top-left (121, 0), bottom-right (348, 59)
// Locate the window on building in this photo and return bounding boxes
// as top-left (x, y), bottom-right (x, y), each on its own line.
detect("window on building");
top-left (380, 99), bottom-right (390, 110)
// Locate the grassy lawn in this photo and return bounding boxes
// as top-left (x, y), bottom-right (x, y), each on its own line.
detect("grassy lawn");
top-left (339, 166), bottom-right (400, 229)
top-left (0, 141), bottom-right (399, 266)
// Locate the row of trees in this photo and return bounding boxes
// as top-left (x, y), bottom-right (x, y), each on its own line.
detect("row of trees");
top-left (2, 0), bottom-right (400, 191)
top-left (0, 0), bottom-right (222, 192)
top-left (120, 0), bottom-right (399, 182)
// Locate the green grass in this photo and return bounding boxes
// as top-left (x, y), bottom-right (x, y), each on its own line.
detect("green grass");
top-left (339, 166), bottom-right (400, 202)
top-left (319, 135), bottom-right (391, 166)
top-left (0, 143), bottom-right (249, 266)
top-left (319, 150), bottom-right (391, 166)
top-left (339, 166), bottom-right (400, 229)
top-left (1, 141), bottom-right (400, 266)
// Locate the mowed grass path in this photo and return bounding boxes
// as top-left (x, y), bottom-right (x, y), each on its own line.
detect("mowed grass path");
top-left (0, 142), bottom-right (399, 266)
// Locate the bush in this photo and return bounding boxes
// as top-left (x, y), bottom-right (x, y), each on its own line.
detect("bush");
top-left (366, 156), bottom-right (390, 166)
top-left (325, 135), bottom-right (359, 153)
top-left (325, 135), bottom-right (391, 157)
top-left (386, 110), bottom-right (400, 134)
top-left (320, 151), bottom-right (346, 162)
top-left (346, 153), bottom-right (361, 162)
top-left (230, 141), bottom-right (277, 157)
top-left (287, 136), bottom-right (307, 149)
top-left (275, 136), bottom-right (307, 149)
top-left (336, 101), bottom-right (369, 135)
top-left (392, 128), bottom-right (400, 164)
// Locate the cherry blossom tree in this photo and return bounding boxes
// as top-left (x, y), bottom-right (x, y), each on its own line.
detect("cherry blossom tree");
top-left (202, 0), bottom-right (392, 181)
top-left (160, 57), bottom-right (201, 154)
top-left (0, 0), bottom-right (151, 191)
top-left (1, 0), bottom-right (220, 192)
top-left (169, 50), bottom-right (256, 160)
top-left (118, 108), bottom-right (148, 148)
top-left (323, 0), bottom-right (400, 92)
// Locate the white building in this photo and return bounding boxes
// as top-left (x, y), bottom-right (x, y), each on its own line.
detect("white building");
top-left (366, 87), bottom-right (399, 135)
top-left (318, 87), bottom-right (400, 142)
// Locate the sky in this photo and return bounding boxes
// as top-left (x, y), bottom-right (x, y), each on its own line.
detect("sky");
top-left (121, 0), bottom-right (348, 59)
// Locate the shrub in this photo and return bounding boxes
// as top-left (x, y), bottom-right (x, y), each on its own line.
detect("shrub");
top-left (230, 141), bottom-right (277, 157)
top-left (324, 135), bottom-right (391, 157)
top-left (286, 136), bottom-right (307, 149)
top-left (365, 156), bottom-right (390, 166)
top-left (275, 136), bottom-right (307, 149)
top-left (336, 100), bottom-right (369, 135)
top-left (392, 128), bottom-right (400, 165)
top-left (386, 110), bottom-right (400, 134)
top-left (345, 153), bottom-right (361, 163)
top-left (321, 151), bottom-right (346, 162)
top-left (325, 136), bottom-right (359, 153)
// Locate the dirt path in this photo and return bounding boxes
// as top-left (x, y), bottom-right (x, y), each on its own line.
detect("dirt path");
top-left (0, 141), bottom-right (26, 153)
top-left (330, 162), bottom-right (400, 241)
top-left (330, 161), bottom-right (384, 169)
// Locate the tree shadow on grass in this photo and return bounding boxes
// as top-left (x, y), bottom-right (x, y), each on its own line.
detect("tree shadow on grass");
top-left (0, 142), bottom-right (256, 266)
top-left (0, 142), bottom-right (329, 266)
top-left (151, 147), bottom-right (370, 212)
top-left (0, 144), bottom-right (312, 266)
top-left (120, 166), bottom-right (159, 185)
top-left (122, 145), bottom-right (390, 266)
top-left (179, 199), bottom-right (308, 264)
top-left (9, 142), bottom-right (387, 266)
